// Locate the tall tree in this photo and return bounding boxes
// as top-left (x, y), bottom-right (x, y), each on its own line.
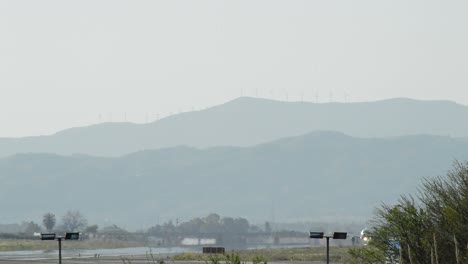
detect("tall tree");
top-left (421, 161), bottom-right (468, 262)
top-left (42, 212), bottom-right (56, 231)
top-left (61, 210), bottom-right (88, 231)
top-left (371, 196), bottom-right (432, 264)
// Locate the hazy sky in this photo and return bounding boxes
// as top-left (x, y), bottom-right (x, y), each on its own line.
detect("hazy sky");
top-left (1, 0), bottom-right (467, 137)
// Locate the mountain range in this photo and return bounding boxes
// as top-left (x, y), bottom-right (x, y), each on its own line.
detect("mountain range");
top-left (1, 131), bottom-right (467, 229)
top-left (1, 97), bottom-right (468, 158)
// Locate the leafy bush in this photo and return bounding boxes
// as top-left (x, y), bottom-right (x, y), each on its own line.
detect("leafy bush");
top-left (348, 246), bottom-right (385, 264)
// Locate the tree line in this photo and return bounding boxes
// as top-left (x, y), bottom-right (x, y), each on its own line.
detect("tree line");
top-left (0, 210), bottom-right (90, 238)
top-left (42, 210), bottom-right (88, 232)
top-left (146, 213), bottom-right (276, 246)
top-left (147, 214), bottom-right (258, 236)
top-left (3, 211), bottom-right (280, 244)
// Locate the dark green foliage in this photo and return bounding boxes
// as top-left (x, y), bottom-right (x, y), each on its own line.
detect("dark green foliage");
top-left (251, 255), bottom-right (267, 264)
top-left (371, 197), bottom-right (432, 263)
top-left (225, 252), bottom-right (244, 264)
top-left (348, 246), bottom-right (385, 264)
top-left (205, 254), bottom-right (222, 264)
top-left (363, 161), bottom-right (468, 264)
top-left (421, 161), bottom-right (468, 263)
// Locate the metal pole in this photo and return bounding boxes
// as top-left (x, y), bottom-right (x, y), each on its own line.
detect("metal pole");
top-left (58, 237), bottom-right (62, 264)
top-left (326, 236), bottom-right (330, 264)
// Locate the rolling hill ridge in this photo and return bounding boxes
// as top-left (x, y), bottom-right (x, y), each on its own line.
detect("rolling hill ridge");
top-left (1, 131), bottom-right (467, 228)
top-left (1, 97), bottom-right (468, 157)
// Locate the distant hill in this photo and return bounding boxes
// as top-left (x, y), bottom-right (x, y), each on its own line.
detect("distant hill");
top-left (1, 97), bottom-right (468, 157)
top-left (1, 132), bottom-right (467, 228)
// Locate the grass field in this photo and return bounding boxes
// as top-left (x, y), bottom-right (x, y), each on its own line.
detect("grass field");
top-left (0, 240), bottom-right (354, 263)
top-left (0, 239), bottom-right (146, 252)
top-left (172, 246), bottom-right (352, 262)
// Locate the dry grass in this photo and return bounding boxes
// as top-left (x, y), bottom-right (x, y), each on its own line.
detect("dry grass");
top-left (173, 246), bottom-right (352, 262)
top-left (0, 239), bottom-right (146, 252)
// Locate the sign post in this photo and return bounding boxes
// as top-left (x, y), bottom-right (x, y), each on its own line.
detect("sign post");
top-left (310, 232), bottom-right (347, 264)
top-left (40, 232), bottom-right (80, 263)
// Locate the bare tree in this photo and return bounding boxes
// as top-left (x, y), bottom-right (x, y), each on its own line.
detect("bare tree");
top-left (62, 210), bottom-right (88, 232)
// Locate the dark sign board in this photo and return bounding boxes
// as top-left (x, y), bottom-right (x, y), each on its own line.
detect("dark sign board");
top-left (40, 233), bottom-right (56, 240)
top-left (309, 232), bottom-right (324, 239)
top-left (333, 232), bottom-right (347, 239)
top-left (202, 247), bottom-right (225, 254)
top-left (65, 232), bottom-right (80, 240)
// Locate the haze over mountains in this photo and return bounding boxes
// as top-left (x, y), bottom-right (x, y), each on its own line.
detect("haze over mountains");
top-left (2, 97), bottom-right (468, 229)
top-left (1, 97), bottom-right (468, 158)
top-left (1, 131), bottom-right (468, 228)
